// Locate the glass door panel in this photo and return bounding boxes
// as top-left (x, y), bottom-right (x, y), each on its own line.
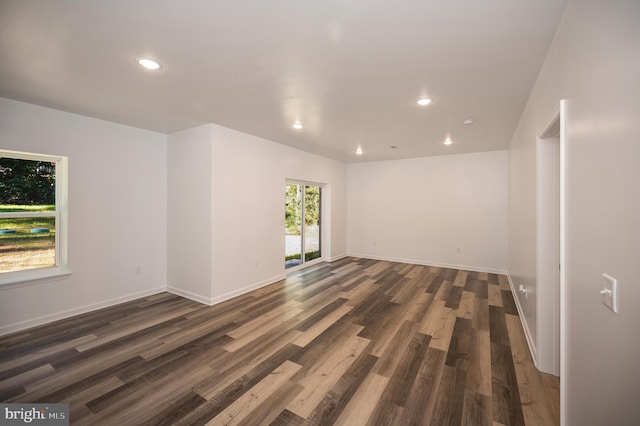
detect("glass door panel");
top-left (304, 185), bottom-right (321, 262)
top-left (285, 183), bottom-right (302, 269)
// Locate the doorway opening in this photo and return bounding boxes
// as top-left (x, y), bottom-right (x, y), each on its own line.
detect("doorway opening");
top-left (285, 182), bottom-right (321, 269)
top-left (537, 102), bottom-right (565, 378)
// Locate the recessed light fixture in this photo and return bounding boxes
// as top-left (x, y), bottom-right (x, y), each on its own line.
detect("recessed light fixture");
top-left (444, 138), bottom-right (453, 145)
top-left (356, 147), bottom-right (363, 155)
top-left (136, 57), bottom-right (161, 70)
top-left (463, 118), bottom-right (475, 125)
top-left (292, 122), bottom-right (303, 130)
top-left (417, 97), bottom-right (432, 106)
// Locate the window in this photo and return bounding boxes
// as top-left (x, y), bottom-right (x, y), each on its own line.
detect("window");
top-left (0, 149), bottom-right (69, 284)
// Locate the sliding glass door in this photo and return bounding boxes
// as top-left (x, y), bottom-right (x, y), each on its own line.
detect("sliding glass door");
top-left (285, 182), bottom-right (321, 269)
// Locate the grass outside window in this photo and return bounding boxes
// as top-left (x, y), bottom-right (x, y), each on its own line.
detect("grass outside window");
top-left (0, 214), bottom-right (56, 272)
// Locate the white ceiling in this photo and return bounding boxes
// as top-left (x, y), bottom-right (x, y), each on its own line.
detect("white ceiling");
top-left (0, 0), bottom-right (567, 162)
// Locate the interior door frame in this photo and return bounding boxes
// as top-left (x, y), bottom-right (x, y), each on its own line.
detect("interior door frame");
top-left (537, 109), bottom-right (561, 377)
top-left (536, 100), bottom-right (567, 423)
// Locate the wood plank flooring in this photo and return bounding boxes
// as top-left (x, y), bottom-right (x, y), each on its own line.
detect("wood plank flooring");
top-left (0, 258), bottom-right (559, 425)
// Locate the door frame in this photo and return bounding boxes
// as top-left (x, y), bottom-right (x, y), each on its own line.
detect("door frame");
top-left (285, 180), bottom-right (324, 271)
top-left (536, 100), bottom-right (566, 379)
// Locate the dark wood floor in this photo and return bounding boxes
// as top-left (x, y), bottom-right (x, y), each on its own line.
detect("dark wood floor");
top-left (0, 258), bottom-right (559, 425)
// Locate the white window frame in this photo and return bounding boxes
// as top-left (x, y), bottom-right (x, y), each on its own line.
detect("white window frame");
top-left (0, 149), bottom-right (70, 286)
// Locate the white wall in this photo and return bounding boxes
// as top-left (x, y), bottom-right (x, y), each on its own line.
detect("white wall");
top-left (347, 150), bottom-right (508, 273)
top-left (0, 98), bottom-right (167, 334)
top-left (167, 123), bottom-right (347, 304)
top-left (167, 125), bottom-right (214, 303)
top-left (508, 0), bottom-right (640, 423)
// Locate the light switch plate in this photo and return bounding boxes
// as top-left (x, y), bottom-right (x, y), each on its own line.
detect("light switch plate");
top-left (601, 273), bottom-right (618, 313)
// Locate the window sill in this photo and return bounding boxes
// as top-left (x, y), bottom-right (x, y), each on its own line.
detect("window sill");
top-left (0, 267), bottom-right (72, 290)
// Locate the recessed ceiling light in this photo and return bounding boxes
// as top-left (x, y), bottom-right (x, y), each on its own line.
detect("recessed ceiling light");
top-left (356, 147), bottom-right (363, 155)
top-left (417, 98), bottom-right (432, 106)
top-left (136, 57), bottom-right (161, 70)
top-left (444, 138), bottom-right (453, 145)
top-left (463, 118), bottom-right (475, 125)
top-left (292, 122), bottom-right (303, 130)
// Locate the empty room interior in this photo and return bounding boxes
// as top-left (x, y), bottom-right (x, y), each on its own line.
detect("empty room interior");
top-left (1, 0), bottom-right (639, 425)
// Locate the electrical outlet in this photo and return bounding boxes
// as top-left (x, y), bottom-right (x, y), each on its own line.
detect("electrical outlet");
top-left (135, 266), bottom-right (142, 275)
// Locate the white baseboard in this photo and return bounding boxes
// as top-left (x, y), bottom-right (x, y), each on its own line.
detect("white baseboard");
top-left (507, 274), bottom-right (538, 368)
top-left (347, 253), bottom-right (507, 275)
top-left (209, 273), bottom-right (287, 305)
top-left (168, 273), bottom-right (288, 307)
top-left (327, 253), bottom-right (348, 262)
top-left (3, 272), bottom-right (288, 337)
top-left (0, 286), bottom-right (166, 337)
top-left (166, 286), bottom-right (212, 305)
